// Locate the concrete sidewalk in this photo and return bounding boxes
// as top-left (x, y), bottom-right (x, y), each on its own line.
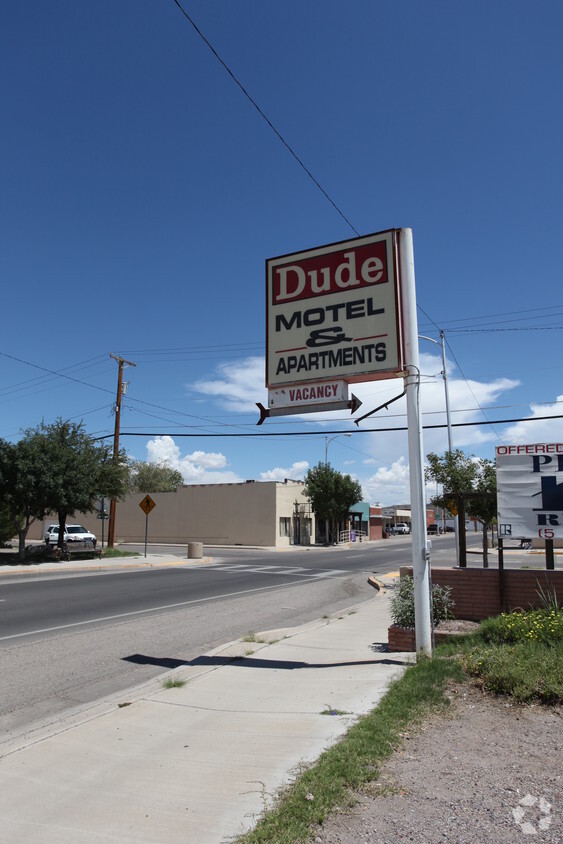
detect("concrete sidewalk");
top-left (0, 549), bottom-right (210, 576)
top-left (0, 585), bottom-right (410, 843)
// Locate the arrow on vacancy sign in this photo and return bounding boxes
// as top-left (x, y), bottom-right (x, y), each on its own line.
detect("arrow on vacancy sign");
top-left (256, 394), bottom-right (362, 425)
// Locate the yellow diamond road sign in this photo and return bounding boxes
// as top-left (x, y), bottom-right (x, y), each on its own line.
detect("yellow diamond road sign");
top-left (139, 495), bottom-right (156, 516)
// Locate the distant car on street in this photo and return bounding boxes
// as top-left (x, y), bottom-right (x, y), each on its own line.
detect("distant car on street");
top-left (394, 523), bottom-right (411, 535)
top-left (427, 523), bottom-right (440, 534)
top-left (44, 524), bottom-right (97, 546)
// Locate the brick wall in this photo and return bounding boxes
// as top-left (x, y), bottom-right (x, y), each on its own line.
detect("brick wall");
top-left (388, 624), bottom-right (474, 652)
top-left (399, 566), bottom-right (563, 621)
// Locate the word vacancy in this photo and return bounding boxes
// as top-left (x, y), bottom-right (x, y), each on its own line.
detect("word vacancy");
top-left (266, 231), bottom-right (402, 387)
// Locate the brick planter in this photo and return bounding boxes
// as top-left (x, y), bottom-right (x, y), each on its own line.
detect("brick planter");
top-left (388, 624), bottom-right (416, 652)
top-left (400, 566), bottom-right (563, 621)
top-left (388, 624), bottom-right (479, 652)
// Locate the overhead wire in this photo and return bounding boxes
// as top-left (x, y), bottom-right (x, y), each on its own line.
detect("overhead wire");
top-left (443, 336), bottom-right (503, 441)
top-left (93, 412), bottom-right (563, 441)
top-left (170, 0), bottom-right (359, 236)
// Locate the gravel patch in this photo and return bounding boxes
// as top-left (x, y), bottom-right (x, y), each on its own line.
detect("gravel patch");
top-left (314, 683), bottom-right (562, 844)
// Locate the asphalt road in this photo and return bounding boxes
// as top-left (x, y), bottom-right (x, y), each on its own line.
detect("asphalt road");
top-left (0, 534), bottom-right (479, 738)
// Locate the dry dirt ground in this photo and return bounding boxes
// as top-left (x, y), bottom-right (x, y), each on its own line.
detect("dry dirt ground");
top-left (313, 683), bottom-right (562, 844)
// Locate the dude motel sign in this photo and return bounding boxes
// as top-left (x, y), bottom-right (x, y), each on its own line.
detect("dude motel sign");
top-left (496, 443), bottom-right (563, 540)
top-left (260, 228), bottom-right (434, 656)
top-left (261, 230), bottom-right (404, 421)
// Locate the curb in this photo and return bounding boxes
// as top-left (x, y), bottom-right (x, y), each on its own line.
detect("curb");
top-left (0, 557), bottom-right (213, 576)
top-left (367, 575), bottom-right (386, 592)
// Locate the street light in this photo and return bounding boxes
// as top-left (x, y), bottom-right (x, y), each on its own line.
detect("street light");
top-left (419, 330), bottom-right (458, 564)
top-left (324, 434), bottom-right (352, 544)
top-left (325, 433), bottom-right (351, 465)
top-left (419, 330), bottom-right (453, 454)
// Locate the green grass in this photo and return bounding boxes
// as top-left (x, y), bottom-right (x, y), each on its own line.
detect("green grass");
top-left (101, 548), bottom-right (139, 558)
top-left (460, 640), bottom-right (562, 703)
top-left (161, 678), bottom-right (187, 689)
top-left (235, 658), bottom-right (462, 844)
top-left (234, 605), bottom-right (562, 844)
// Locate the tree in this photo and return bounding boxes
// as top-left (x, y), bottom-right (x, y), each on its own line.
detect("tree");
top-left (14, 419), bottom-right (130, 555)
top-left (0, 499), bottom-right (19, 546)
top-left (425, 449), bottom-right (496, 556)
top-left (0, 436), bottom-right (52, 561)
top-left (303, 463), bottom-right (363, 544)
top-left (128, 461), bottom-right (183, 493)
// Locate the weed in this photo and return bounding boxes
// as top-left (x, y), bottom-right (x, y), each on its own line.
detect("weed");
top-left (320, 705), bottom-right (350, 716)
top-left (535, 580), bottom-right (560, 611)
top-left (242, 630), bottom-right (264, 643)
top-left (162, 678), bottom-right (187, 689)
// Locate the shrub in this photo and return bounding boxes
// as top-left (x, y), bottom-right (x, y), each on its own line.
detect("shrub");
top-left (461, 640), bottom-right (563, 704)
top-left (479, 608), bottom-right (563, 646)
top-left (390, 575), bottom-right (455, 628)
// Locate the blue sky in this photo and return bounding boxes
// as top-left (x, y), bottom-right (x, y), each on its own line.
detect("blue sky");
top-left (2, 0), bottom-right (562, 506)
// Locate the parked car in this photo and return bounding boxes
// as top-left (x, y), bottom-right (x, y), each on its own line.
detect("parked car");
top-left (394, 523), bottom-right (411, 535)
top-left (44, 524), bottom-right (97, 546)
top-left (427, 523), bottom-right (439, 534)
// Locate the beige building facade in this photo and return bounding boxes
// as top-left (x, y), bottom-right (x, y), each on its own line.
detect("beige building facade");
top-left (30, 480), bottom-right (315, 548)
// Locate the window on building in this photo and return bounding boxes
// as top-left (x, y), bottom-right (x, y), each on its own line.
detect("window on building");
top-left (279, 517), bottom-right (291, 537)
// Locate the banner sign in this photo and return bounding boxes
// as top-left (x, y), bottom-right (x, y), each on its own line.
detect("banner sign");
top-left (266, 230), bottom-right (402, 388)
top-left (496, 443), bottom-right (563, 539)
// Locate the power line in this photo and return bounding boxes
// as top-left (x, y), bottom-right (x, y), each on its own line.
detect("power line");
top-left (93, 412), bottom-right (563, 440)
top-left (418, 303), bottom-right (563, 329)
top-left (447, 325), bottom-right (563, 334)
top-left (0, 351), bottom-right (115, 396)
top-left (443, 337), bottom-right (503, 441)
top-left (171, 0), bottom-right (359, 235)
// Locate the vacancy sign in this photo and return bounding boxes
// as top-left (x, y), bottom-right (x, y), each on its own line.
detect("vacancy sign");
top-left (266, 230), bottom-right (403, 388)
top-left (268, 380), bottom-right (348, 409)
top-left (496, 444), bottom-right (563, 539)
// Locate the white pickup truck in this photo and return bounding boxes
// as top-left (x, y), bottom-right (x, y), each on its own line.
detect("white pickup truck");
top-left (394, 522), bottom-right (411, 535)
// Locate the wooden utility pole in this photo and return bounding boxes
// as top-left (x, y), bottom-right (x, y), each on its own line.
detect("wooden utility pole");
top-left (107, 354), bottom-right (136, 548)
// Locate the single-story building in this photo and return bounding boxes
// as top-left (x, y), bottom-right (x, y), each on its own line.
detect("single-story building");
top-left (29, 479), bottom-right (316, 548)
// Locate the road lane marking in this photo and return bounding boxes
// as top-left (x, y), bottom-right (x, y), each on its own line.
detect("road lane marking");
top-left (0, 573), bottom-right (346, 642)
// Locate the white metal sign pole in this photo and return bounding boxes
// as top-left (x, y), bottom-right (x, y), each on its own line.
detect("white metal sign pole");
top-left (399, 228), bottom-right (432, 655)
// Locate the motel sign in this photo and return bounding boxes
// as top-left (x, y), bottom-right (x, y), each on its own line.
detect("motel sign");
top-left (266, 230), bottom-right (403, 391)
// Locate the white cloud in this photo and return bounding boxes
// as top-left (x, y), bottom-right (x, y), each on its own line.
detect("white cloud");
top-left (362, 457), bottom-right (411, 505)
top-left (188, 351), bottom-right (523, 503)
top-left (259, 461), bottom-right (309, 481)
top-left (146, 436), bottom-right (243, 484)
top-left (191, 356), bottom-right (266, 413)
top-left (500, 396), bottom-right (563, 445)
